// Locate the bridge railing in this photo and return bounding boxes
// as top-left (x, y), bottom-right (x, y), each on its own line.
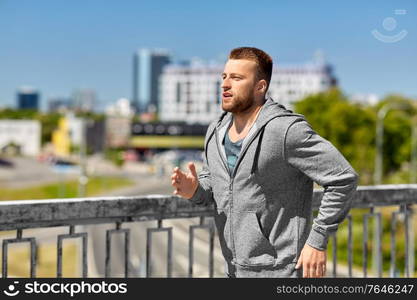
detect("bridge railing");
top-left (0, 184), bottom-right (416, 278)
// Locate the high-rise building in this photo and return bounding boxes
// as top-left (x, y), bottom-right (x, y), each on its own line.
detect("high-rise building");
top-left (159, 58), bottom-right (337, 124)
top-left (132, 49), bottom-right (170, 113)
top-left (17, 87), bottom-right (39, 110)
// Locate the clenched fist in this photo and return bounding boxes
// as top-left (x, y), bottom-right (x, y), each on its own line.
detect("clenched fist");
top-left (171, 162), bottom-right (199, 200)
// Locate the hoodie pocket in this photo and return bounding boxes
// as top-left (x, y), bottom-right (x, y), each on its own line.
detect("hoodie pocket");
top-left (232, 211), bottom-right (277, 268)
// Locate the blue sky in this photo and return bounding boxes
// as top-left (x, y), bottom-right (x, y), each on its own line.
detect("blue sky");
top-left (0, 0), bottom-right (416, 110)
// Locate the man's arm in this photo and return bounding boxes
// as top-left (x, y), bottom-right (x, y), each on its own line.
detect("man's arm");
top-left (172, 122), bottom-right (215, 206)
top-left (187, 150), bottom-right (214, 206)
top-left (285, 118), bottom-right (359, 251)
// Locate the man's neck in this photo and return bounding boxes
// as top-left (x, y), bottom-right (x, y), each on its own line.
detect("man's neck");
top-left (232, 98), bottom-right (265, 133)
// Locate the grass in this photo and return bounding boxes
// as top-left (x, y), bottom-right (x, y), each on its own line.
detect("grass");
top-left (0, 243), bottom-right (78, 277)
top-left (0, 176), bottom-right (134, 201)
top-left (327, 206), bottom-right (417, 277)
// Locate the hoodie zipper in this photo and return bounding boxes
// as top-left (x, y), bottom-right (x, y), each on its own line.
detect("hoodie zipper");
top-left (214, 125), bottom-right (237, 262)
top-left (214, 121), bottom-right (267, 264)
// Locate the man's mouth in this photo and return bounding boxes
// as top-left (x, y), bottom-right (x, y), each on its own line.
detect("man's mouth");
top-left (223, 92), bottom-right (233, 98)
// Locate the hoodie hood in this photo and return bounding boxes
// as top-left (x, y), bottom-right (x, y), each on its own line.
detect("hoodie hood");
top-left (204, 97), bottom-right (306, 178)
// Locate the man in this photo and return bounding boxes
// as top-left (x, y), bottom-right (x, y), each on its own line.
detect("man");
top-left (171, 47), bottom-right (358, 278)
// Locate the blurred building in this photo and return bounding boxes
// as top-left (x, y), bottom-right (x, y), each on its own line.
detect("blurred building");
top-left (0, 120), bottom-right (41, 156)
top-left (72, 89), bottom-right (96, 112)
top-left (86, 119), bottom-right (105, 153)
top-left (17, 87), bottom-right (39, 110)
top-left (159, 60), bottom-right (222, 124)
top-left (267, 63), bottom-right (337, 107)
top-left (350, 93), bottom-right (380, 105)
top-left (105, 117), bottom-right (131, 148)
top-left (159, 59), bottom-right (336, 124)
top-left (105, 98), bottom-right (134, 118)
top-left (104, 98), bottom-right (133, 148)
top-left (132, 48), bottom-right (171, 113)
top-left (52, 117), bottom-right (71, 157)
top-left (52, 114), bottom-right (105, 157)
top-left (48, 97), bottom-right (73, 113)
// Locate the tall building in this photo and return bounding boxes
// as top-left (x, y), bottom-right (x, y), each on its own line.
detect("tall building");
top-left (17, 87), bottom-right (39, 110)
top-left (159, 59), bottom-right (337, 124)
top-left (132, 48), bottom-right (170, 113)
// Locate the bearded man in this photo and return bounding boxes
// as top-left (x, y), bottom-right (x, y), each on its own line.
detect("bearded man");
top-left (171, 47), bottom-right (358, 278)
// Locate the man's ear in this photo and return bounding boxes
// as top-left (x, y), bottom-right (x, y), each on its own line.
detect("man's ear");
top-left (257, 79), bottom-right (267, 93)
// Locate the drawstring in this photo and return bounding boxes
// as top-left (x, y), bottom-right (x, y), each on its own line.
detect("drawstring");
top-left (205, 111), bottom-right (227, 167)
top-left (250, 126), bottom-right (265, 174)
top-left (204, 128), bottom-right (216, 167)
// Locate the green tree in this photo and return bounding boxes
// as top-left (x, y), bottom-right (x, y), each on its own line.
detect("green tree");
top-left (294, 88), bottom-right (375, 185)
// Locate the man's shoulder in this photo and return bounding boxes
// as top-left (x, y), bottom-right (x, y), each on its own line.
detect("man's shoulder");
top-left (206, 111), bottom-right (228, 132)
top-left (266, 113), bottom-right (307, 131)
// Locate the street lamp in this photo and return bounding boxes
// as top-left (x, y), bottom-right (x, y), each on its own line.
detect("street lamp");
top-left (374, 103), bottom-right (409, 185)
top-left (373, 102), bottom-right (414, 276)
top-left (78, 118), bottom-right (89, 197)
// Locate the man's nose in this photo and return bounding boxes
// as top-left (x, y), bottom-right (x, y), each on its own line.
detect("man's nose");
top-left (221, 78), bottom-right (231, 89)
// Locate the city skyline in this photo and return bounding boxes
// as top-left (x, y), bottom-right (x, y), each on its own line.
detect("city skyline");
top-left (0, 0), bottom-right (416, 110)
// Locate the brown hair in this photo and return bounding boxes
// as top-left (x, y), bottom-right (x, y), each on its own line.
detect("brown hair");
top-left (229, 47), bottom-right (273, 89)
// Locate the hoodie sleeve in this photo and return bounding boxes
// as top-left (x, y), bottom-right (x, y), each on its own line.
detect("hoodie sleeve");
top-left (284, 118), bottom-right (359, 251)
top-left (187, 123), bottom-right (215, 206)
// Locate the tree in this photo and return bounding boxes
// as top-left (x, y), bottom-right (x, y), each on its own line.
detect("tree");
top-left (294, 88), bottom-right (375, 185)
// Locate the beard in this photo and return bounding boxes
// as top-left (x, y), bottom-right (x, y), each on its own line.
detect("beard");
top-left (222, 89), bottom-right (255, 114)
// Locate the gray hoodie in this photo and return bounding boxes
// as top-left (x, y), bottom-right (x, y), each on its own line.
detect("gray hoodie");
top-left (189, 97), bottom-right (359, 277)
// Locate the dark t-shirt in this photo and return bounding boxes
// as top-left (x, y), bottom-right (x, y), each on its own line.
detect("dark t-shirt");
top-left (223, 126), bottom-right (243, 176)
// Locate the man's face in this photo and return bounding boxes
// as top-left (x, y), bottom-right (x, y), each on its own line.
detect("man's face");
top-left (221, 59), bottom-right (259, 114)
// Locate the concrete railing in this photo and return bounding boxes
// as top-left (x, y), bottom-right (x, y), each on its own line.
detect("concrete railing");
top-left (0, 184), bottom-right (416, 278)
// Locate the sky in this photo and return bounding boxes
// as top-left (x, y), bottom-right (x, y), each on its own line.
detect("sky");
top-left (0, 0), bottom-right (416, 110)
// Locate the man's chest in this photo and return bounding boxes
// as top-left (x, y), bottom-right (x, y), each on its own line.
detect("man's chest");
top-left (228, 126), bottom-right (250, 143)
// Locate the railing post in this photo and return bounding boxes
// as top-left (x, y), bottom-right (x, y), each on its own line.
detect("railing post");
top-left (363, 208), bottom-right (382, 277)
top-left (408, 205), bottom-right (415, 277)
top-left (404, 204), bottom-right (414, 277)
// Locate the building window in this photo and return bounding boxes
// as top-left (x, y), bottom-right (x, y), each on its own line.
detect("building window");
top-left (216, 81), bottom-right (221, 104)
top-left (176, 82), bottom-right (181, 103)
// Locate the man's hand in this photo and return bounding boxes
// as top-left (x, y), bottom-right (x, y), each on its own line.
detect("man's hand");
top-left (295, 244), bottom-right (327, 278)
top-left (171, 162), bottom-right (199, 199)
